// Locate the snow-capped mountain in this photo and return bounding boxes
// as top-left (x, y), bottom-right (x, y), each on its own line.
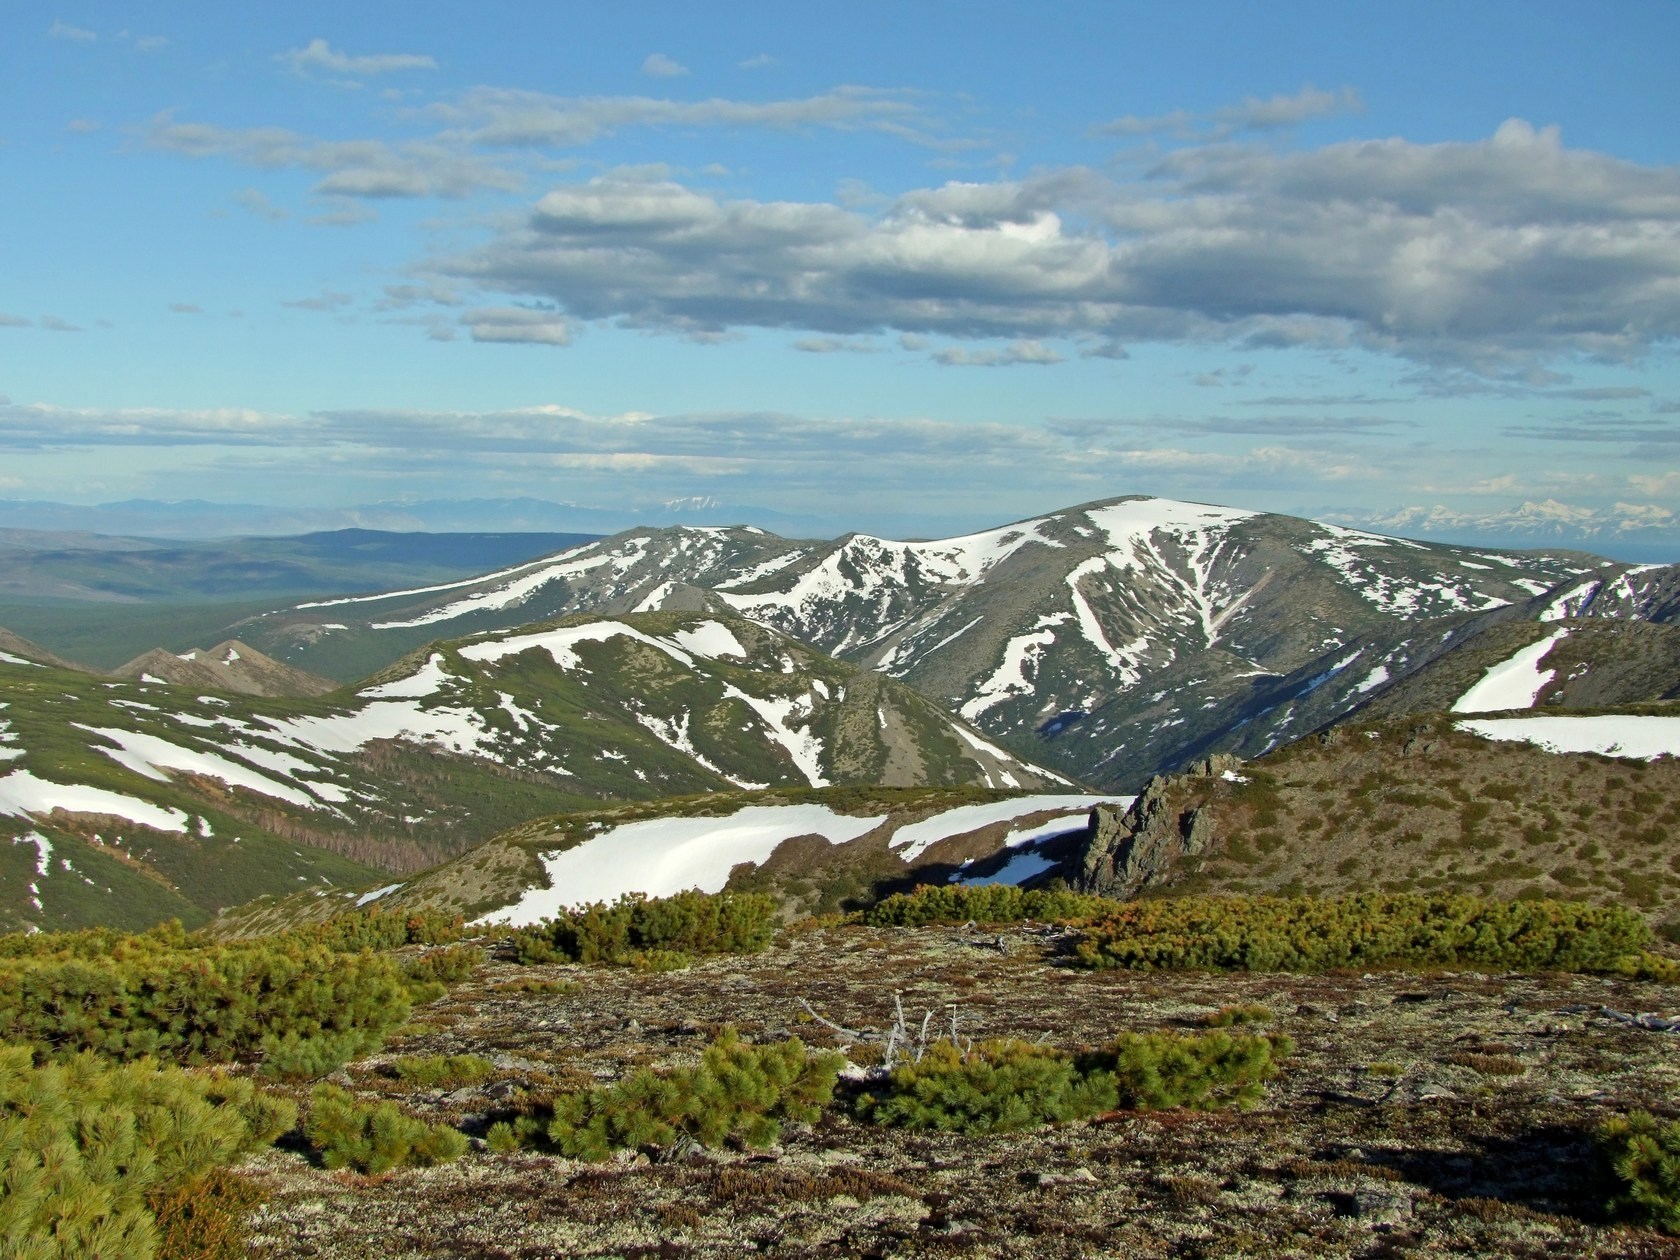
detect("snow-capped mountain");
top-left (0, 611), bottom-right (1061, 931)
top-left (241, 496), bottom-right (1662, 788)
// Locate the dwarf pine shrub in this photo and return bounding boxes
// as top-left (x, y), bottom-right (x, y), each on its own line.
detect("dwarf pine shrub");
top-left (305, 1084), bottom-right (468, 1174)
top-left (860, 884), bottom-right (1114, 927)
top-left (259, 1029), bottom-right (368, 1082)
top-left (298, 908), bottom-right (466, 952)
top-left (0, 937), bottom-right (413, 1065)
top-left (508, 890), bottom-right (777, 966)
top-left (0, 1045), bottom-right (296, 1259)
top-left (855, 1029), bottom-right (1289, 1135)
top-left (1073, 892), bottom-right (1660, 974)
top-left (401, 944), bottom-right (483, 987)
top-left (515, 1030), bottom-right (844, 1161)
top-left (1599, 1110), bottom-right (1680, 1234)
top-left (387, 1053), bottom-right (496, 1089)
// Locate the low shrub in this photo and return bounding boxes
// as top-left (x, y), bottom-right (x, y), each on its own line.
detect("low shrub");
top-left (387, 1054), bottom-right (496, 1089)
top-left (508, 890), bottom-right (776, 966)
top-left (297, 908), bottom-right (466, 952)
top-left (1200, 1003), bottom-right (1273, 1028)
top-left (259, 1029), bottom-right (368, 1082)
top-left (513, 1030), bottom-right (844, 1161)
top-left (855, 1029), bottom-right (1289, 1135)
top-left (859, 884), bottom-right (1114, 928)
top-left (0, 1045), bottom-right (296, 1259)
top-left (305, 1085), bottom-right (468, 1174)
top-left (1073, 892), bottom-right (1661, 975)
top-left (0, 938), bottom-right (413, 1066)
top-left (1599, 1110), bottom-right (1680, 1234)
top-left (401, 945), bottom-right (483, 988)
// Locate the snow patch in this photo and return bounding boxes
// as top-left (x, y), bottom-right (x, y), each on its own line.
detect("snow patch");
top-left (479, 803), bottom-right (888, 922)
top-left (1451, 630), bottom-right (1569, 714)
top-left (0, 770), bottom-right (190, 832)
top-left (1457, 715), bottom-right (1680, 761)
top-left (892, 794), bottom-right (1124, 862)
top-left (356, 882), bottom-right (404, 907)
top-left (668, 620), bottom-right (748, 660)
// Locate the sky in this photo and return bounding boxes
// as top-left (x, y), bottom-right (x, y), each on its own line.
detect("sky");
top-left (2, 1), bottom-right (1678, 547)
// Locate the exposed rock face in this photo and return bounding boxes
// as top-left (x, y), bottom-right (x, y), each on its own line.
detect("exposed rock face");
top-left (1074, 755), bottom-right (1236, 896)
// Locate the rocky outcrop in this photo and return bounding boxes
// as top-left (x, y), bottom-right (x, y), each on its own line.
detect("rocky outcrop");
top-left (1073, 755), bottom-right (1237, 897)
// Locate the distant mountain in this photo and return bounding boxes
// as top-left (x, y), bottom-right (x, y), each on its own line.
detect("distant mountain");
top-left (1322, 500), bottom-right (1679, 563)
top-left (0, 496), bottom-right (835, 540)
top-left (112, 640), bottom-right (337, 699)
top-left (217, 786), bottom-right (1127, 936)
top-left (238, 496), bottom-right (1668, 789)
top-left (0, 526), bottom-right (599, 604)
top-left (0, 611), bottom-right (1061, 931)
top-left (0, 626), bottom-right (88, 672)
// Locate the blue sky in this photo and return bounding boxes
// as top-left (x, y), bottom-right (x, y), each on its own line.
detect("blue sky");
top-left (2, 1), bottom-right (1678, 545)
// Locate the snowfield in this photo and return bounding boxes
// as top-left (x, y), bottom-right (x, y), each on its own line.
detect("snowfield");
top-left (1452, 630), bottom-right (1569, 713)
top-left (1457, 715), bottom-right (1680, 761)
top-left (478, 804), bottom-right (889, 923)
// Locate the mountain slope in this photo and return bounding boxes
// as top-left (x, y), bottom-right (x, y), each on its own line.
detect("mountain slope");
top-left (0, 612), bottom-right (1063, 930)
top-left (240, 497), bottom-right (1633, 789)
top-left (217, 785), bottom-right (1128, 936)
top-left (113, 640), bottom-right (338, 698)
top-left (1068, 708), bottom-right (1680, 936)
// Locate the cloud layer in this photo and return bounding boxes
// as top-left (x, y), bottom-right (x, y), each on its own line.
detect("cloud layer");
top-left (425, 120), bottom-right (1680, 368)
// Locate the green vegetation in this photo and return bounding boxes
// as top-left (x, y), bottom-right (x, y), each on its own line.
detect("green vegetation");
top-left (511, 1030), bottom-right (844, 1161)
top-left (386, 1053), bottom-right (497, 1089)
top-left (508, 889), bottom-right (778, 965)
top-left (1599, 1111), bottom-right (1680, 1234)
top-left (855, 1029), bottom-right (1291, 1134)
top-left (0, 909), bottom-right (481, 1067)
top-left (0, 1045), bottom-right (296, 1259)
top-left (1072, 892), bottom-right (1671, 975)
top-left (859, 883), bottom-right (1115, 927)
top-left (305, 1084), bottom-right (469, 1174)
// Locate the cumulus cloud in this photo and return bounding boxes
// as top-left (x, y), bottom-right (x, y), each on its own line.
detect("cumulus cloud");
top-left (932, 340), bottom-right (1062, 367)
top-left (1096, 85), bottom-right (1361, 140)
top-left (145, 112), bottom-right (520, 199)
top-left (283, 291), bottom-right (354, 311)
top-left (428, 121), bottom-right (1680, 369)
top-left (234, 188), bottom-right (289, 220)
top-left (428, 85), bottom-right (929, 148)
top-left (280, 38), bottom-right (437, 76)
top-left (641, 53), bottom-right (688, 78)
top-left (463, 306), bottom-right (572, 345)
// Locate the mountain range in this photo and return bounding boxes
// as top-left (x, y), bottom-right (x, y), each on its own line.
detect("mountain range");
top-left (2, 493), bottom-right (1677, 934)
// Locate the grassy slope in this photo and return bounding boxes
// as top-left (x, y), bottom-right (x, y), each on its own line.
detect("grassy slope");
top-left (1131, 709), bottom-right (1680, 936)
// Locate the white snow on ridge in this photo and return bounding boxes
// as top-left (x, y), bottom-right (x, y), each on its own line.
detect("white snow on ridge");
top-left (0, 769), bottom-right (190, 832)
top-left (0, 651), bottom-right (40, 667)
top-left (74, 725), bottom-right (327, 809)
top-left (669, 620), bottom-right (748, 660)
top-left (459, 620), bottom-right (694, 671)
top-left (1086, 499), bottom-right (1258, 550)
top-left (1457, 715), bottom-right (1680, 761)
top-left (356, 882), bottom-right (404, 907)
top-left (479, 803), bottom-right (889, 922)
top-left (960, 620), bottom-right (1061, 721)
top-left (297, 548), bottom-right (587, 609)
top-left (1451, 629), bottom-right (1569, 714)
top-left (361, 653), bottom-right (453, 699)
top-left (369, 540), bottom-right (650, 630)
top-left (892, 794), bottom-right (1125, 861)
top-left (724, 685), bottom-right (828, 786)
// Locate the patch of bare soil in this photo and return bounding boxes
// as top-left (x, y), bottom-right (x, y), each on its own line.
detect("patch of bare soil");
top-left (242, 925), bottom-right (1680, 1258)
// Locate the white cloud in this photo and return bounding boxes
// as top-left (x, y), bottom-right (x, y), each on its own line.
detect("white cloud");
top-left (739, 53), bottom-right (777, 70)
top-left (933, 340), bottom-right (1063, 367)
top-left (463, 306), bottom-right (572, 346)
top-left (65, 118), bottom-right (99, 133)
top-left (47, 20), bottom-right (96, 41)
top-left (280, 38), bottom-right (437, 76)
top-left (429, 121), bottom-right (1680, 370)
top-left (641, 52), bottom-right (689, 78)
top-left (1097, 85), bottom-right (1362, 140)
